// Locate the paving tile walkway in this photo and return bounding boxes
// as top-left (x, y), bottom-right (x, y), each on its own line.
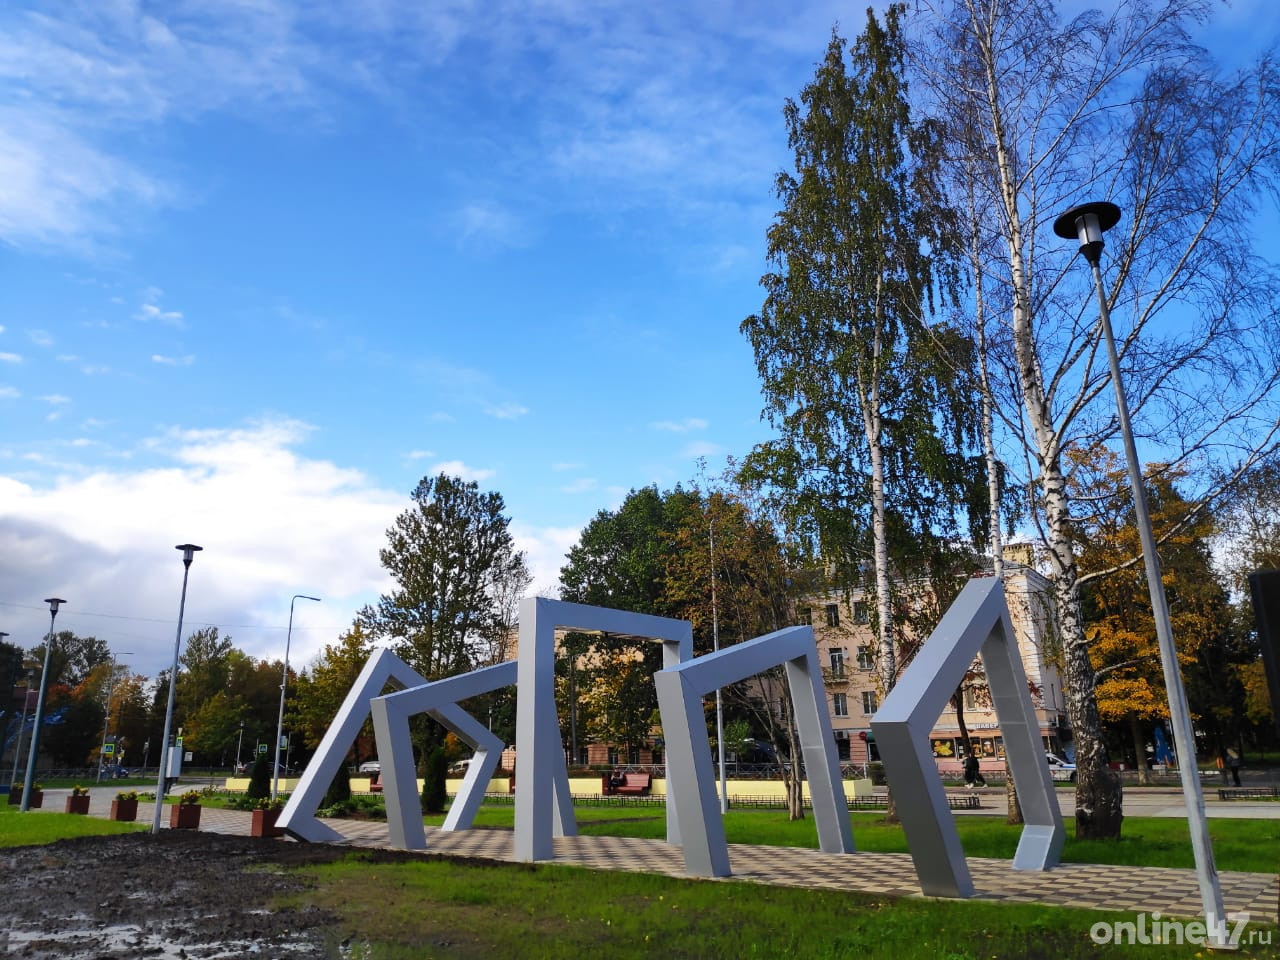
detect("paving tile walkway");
top-left (177, 805), bottom-right (1278, 925)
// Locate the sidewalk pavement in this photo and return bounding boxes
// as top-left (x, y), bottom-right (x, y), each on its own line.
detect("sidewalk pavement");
top-left (34, 785), bottom-right (1279, 926)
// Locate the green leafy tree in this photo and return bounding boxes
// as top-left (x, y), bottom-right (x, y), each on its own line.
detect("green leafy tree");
top-left (740, 9), bottom-right (979, 728)
top-left (919, 0), bottom-right (1280, 839)
top-left (27, 631), bottom-right (110, 689)
top-left (292, 625), bottom-right (376, 761)
top-left (359, 473), bottom-right (530, 683)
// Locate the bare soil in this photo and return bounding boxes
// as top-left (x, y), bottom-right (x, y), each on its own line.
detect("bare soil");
top-left (0, 831), bottom-right (416, 958)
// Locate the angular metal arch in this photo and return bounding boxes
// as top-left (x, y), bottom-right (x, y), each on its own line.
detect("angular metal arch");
top-left (871, 577), bottom-right (1065, 898)
top-left (514, 598), bottom-right (693, 863)
top-left (278, 648), bottom-right (427, 843)
top-left (654, 624), bottom-right (853, 877)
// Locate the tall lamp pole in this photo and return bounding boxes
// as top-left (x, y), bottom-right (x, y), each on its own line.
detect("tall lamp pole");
top-left (710, 519), bottom-right (727, 814)
top-left (273, 594), bottom-right (320, 801)
top-left (153, 544), bottom-right (202, 834)
top-left (21, 598), bottom-right (65, 811)
top-left (96, 652), bottom-right (133, 782)
top-left (9, 661), bottom-right (34, 787)
top-left (1054, 201), bottom-right (1227, 944)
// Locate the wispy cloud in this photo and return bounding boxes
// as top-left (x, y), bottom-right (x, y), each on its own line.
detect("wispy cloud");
top-left (135, 289), bottom-right (184, 327)
top-left (0, 386), bottom-right (18, 399)
top-left (151, 353), bottom-right (195, 366)
top-left (0, 352), bottom-right (21, 364)
top-left (485, 402), bottom-right (529, 421)
top-left (28, 329), bottom-right (53, 347)
top-left (560, 477), bottom-right (597, 494)
top-left (454, 200), bottom-right (530, 252)
top-left (651, 417), bottom-right (708, 433)
top-left (405, 450), bottom-right (435, 460)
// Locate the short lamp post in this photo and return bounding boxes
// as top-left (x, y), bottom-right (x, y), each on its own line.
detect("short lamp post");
top-left (153, 544), bottom-right (202, 834)
top-left (273, 594), bottom-right (320, 801)
top-left (1054, 202), bottom-right (1227, 944)
top-left (21, 599), bottom-right (66, 811)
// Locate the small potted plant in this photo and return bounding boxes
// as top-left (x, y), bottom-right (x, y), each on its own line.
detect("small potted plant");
top-left (250, 796), bottom-right (285, 838)
top-left (25, 783), bottom-right (44, 808)
top-left (110, 789), bottom-right (139, 821)
top-left (169, 789), bottom-right (203, 830)
top-left (7, 783), bottom-right (20, 806)
top-left (65, 784), bottom-right (91, 815)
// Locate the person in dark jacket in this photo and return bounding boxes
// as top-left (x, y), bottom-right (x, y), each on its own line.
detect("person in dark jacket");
top-left (963, 753), bottom-right (985, 788)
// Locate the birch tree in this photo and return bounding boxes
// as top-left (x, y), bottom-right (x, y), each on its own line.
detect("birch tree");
top-left (916, 0), bottom-right (1280, 836)
top-left (741, 7), bottom-right (981, 724)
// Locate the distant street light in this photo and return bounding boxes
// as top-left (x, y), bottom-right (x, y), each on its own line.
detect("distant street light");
top-left (273, 594), bottom-right (320, 801)
top-left (235, 720), bottom-right (246, 773)
top-left (1054, 201), bottom-right (1227, 945)
top-left (21, 599), bottom-right (65, 811)
top-left (96, 652), bottom-right (133, 783)
top-left (153, 544), bottom-right (202, 834)
top-left (8, 659), bottom-right (35, 787)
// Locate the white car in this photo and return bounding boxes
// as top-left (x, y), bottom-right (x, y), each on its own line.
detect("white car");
top-left (358, 761), bottom-right (380, 774)
top-left (1045, 753), bottom-right (1076, 782)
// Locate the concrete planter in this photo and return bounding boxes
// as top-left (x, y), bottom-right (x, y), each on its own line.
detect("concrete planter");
top-left (110, 798), bottom-right (139, 821)
top-left (169, 803), bottom-right (201, 830)
top-left (250, 808), bottom-right (284, 838)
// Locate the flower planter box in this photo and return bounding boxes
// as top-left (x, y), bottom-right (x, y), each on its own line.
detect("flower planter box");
top-left (7, 789), bottom-right (20, 806)
top-left (65, 795), bottom-right (91, 815)
top-left (23, 790), bottom-right (43, 809)
top-left (250, 808), bottom-right (284, 838)
top-left (169, 803), bottom-right (201, 830)
top-left (110, 798), bottom-right (139, 821)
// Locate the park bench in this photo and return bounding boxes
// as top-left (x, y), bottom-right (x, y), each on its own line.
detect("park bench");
top-left (602, 772), bottom-right (652, 796)
top-left (1217, 786), bottom-right (1279, 801)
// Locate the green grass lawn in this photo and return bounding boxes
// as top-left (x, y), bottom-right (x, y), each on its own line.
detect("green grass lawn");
top-left (290, 852), bottom-right (1273, 959)
top-left (416, 804), bottom-right (1280, 874)
top-left (0, 803), bottom-right (145, 846)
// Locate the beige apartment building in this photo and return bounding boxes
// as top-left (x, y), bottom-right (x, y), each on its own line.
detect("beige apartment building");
top-left (801, 562), bottom-right (1070, 774)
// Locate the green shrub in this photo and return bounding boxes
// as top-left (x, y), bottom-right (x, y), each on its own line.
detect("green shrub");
top-left (323, 765), bottom-right (351, 808)
top-left (246, 755), bottom-right (271, 800)
top-left (421, 747), bottom-right (448, 814)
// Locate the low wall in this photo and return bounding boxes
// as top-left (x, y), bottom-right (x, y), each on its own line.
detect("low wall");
top-left (224, 775), bottom-right (874, 800)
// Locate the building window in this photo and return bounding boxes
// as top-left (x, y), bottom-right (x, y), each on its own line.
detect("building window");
top-left (857, 646), bottom-right (874, 671)
top-left (963, 686), bottom-right (977, 711)
top-left (861, 691), bottom-right (878, 715)
top-left (829, 648), bottom-right (845, 677)
top-left (825, 604), bottom-right (840, 627)
top-left (853, 601), bottom-right (870, 624)
top-left (799, 606), bottom-right (812, 625)
top-left (833, 693), bottom-right (848, 717)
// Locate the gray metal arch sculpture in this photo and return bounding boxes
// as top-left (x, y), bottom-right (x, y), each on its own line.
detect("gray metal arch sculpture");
top-left (370, 660), bottom-right (534, 850)
top-left (871, 576), bottom-right (1065, 898)
top-left (514, 597), bottom-right (693, 862)
top-left (654, 623), bottom-right (853, 877)
top-left (278, 648), bottom-right (427, 843)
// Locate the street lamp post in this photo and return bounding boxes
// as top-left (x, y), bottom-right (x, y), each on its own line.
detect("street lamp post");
top-left (273, 594), bottom-right (320, 801)
top-left (235, 721), bottom-right (245, 772)
top-left (1054, 201), bottom-right (1228, 944)
top-left (153, 544), bottom-right (202, 834)
top-left (21, 599), bottom-right (65, 811)
top-left (710, 520), bottom-right (727, 814)
top-left (9, 661), bottom-right (34, 787)
top-left (96, 652), bottom-right (133, 782)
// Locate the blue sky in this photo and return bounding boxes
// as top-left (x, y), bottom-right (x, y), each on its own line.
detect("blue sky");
top-left (1, 0), bottom-right (1277, 677)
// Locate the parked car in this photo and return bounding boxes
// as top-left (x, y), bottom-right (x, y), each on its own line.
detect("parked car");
top-left (1045, 752), bottom-right (1076, 782)
top-left (448, 757), bottom-right (475, 774)
top-left (358, 761), bottom-right (380, 774)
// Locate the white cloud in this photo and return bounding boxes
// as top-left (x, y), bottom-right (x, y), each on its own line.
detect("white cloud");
top-left (0, 386), bottom-right (18, 398)
top-left (485, 402), bottom-right (529, 420)
top-left (551, 462), bottom-right (583, 472)
top-left (0, 418), bottom-right (405, 676)
top-left (454, 200), bottom-right (530, 252)
top-left (681, 440), bottom-right (723, 459)
top-left (136, 293), bottom-right (184, 327)
top-left (428, 459), bottom-right (496, 483)
top-left (42, 394), bottom-right (70, 405)
top-left (405, 449), bottom-right (435, 460)
top-left (151, 353), bottom-right (195, 366)
top-left (651, 417), bottom-right (708, 433)
top-left (509, 522), bottom-right (581, 597)
top-left (0, 352), bottom-right (22, 364)
top-left (28, 329), bottom-right (53, 347)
